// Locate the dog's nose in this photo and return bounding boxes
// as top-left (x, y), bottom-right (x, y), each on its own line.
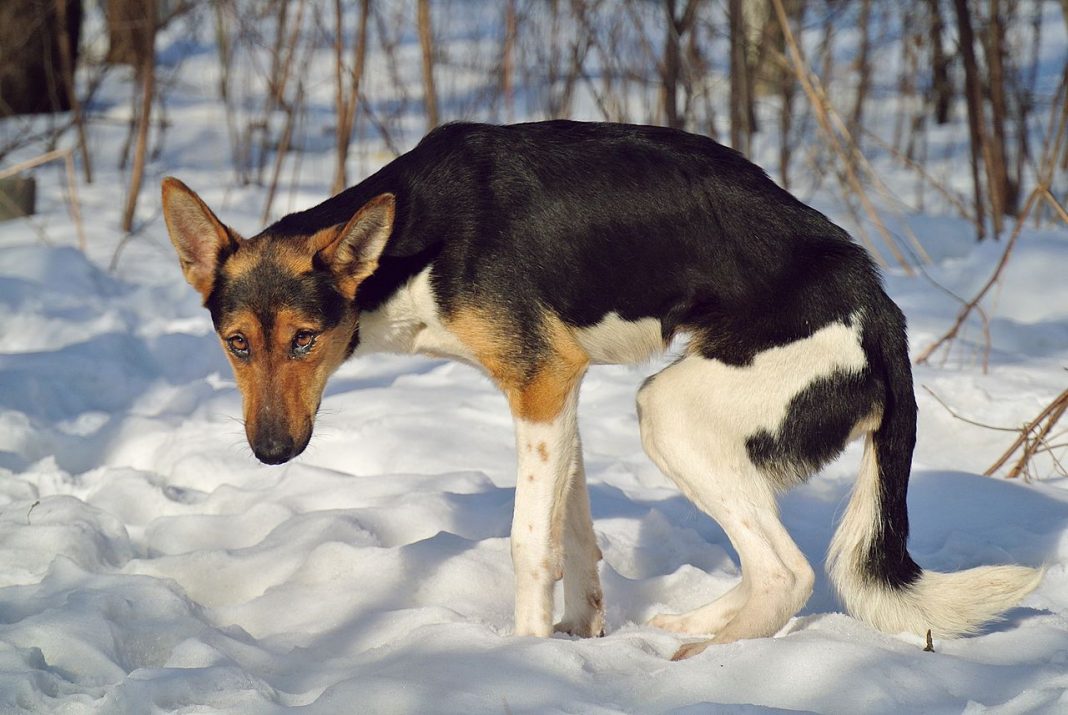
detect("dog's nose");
top-left (252, 433), bottom-right (297, 465)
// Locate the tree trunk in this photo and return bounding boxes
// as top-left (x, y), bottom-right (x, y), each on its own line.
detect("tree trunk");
top-left (417, 0), bottom-right (439, 130)
top-left (983, 0), bottom-right (1016, 219)
top-left (849, 0), bottom-right (872, 144)
top-left (663, 0), bottom-right (683, 129)
top-left (662, 0), bottom-right (700, 130)
top-left (775, 0), bottom-right (804, 189)
top-left (106, 0), bottom-right (154, 66)
top-left (55, 0), bottom-right (92, 182)
top-left (500, 0), bottom-right (517, 121)
top-left (925, 0), bottom-right (952, 125)
top-left (952, 0), bottom-right (988, 240)
top-left (120, 0), bottom-right (157, 232)
top-left (267, 1), bottom-right (290, 105)
top-left (332, 0), bottom-right (371, 195)
top-left (0, 0), bottom-right (82, 117)
top-left (728, 0), bottom-right (751, 153)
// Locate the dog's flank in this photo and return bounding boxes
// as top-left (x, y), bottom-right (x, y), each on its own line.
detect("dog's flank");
top-left (161, 120), bottom-right (1041, 659)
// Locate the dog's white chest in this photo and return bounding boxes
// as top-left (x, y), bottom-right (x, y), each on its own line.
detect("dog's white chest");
top-left (354, 268), bottom-right (477, 363)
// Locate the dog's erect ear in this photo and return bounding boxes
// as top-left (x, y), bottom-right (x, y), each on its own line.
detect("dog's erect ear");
top-left (312, 193), bottom-right (395, 299)
top-left (161, 177), bottom-right (237, 299)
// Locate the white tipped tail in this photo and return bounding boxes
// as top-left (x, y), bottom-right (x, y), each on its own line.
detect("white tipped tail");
top-left (828, 434), bottom-right (1044, 638)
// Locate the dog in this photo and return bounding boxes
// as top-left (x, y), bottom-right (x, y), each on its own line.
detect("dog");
top-left (162, 120), bottom-right (1041, 660)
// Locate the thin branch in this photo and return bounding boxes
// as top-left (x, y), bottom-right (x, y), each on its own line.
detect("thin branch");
top-left (0, 148), bottom-right (69, 179)
top-left (985, 388), bottom-right (1068, 478)
top-left (914, 187), bottom-right (1041, 367)
top-left (860, 127), bottom-right (974, 223)
top-left (120, 47), bottom-right (155, 233)
top-left (54, 0), bottom-right (92, 184)
top-left (770, 0), bottom-right (914, 275)
top-left (62, 150), bottom-right (86, 250)
top-left (921, 385), bottom-right (1021, 433)
top-left (916, 76), bottom-right (1068, 366)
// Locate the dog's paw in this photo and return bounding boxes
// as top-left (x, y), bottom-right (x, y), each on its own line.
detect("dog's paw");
top-left (670, 639), bottom-right (713, 661)
top-left (648, 612), bottom-right (693, 634)
top-left (554, 617), bottom-right (605, 638)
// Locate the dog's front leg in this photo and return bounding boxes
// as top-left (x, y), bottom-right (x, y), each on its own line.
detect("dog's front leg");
top-left (553, 432), bottom-right (605, 638)
top-left (509, 386), bottom-right (581, 637)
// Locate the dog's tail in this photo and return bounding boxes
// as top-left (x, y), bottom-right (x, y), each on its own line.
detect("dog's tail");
top-left (827, 307), bottom-right (1043, 638)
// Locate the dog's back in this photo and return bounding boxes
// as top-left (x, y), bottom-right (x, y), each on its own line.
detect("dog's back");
top-left (274, 121), bottom-right (879, 355)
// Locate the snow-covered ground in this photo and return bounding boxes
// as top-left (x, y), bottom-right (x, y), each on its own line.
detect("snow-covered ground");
top-left (2, 5), bottom-right (1067, 713)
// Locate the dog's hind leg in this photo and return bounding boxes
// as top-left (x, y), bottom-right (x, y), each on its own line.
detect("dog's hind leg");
top-left (554, 432), bottom-right (605, 638)
top-left (637, 355), bottom-right (815, 657)
top-left (648, 580), bottom-right (746, 636)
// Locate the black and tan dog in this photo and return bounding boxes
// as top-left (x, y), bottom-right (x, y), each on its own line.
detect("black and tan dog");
top-left (162, 120), bottom-right (1040, 659)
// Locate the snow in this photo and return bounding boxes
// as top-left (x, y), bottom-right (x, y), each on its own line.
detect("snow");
top-left (1, 5), bottom-right (1067, 713)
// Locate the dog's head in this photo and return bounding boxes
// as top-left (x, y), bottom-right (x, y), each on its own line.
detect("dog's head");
top-left (161, 178), bottom-right (394, 464)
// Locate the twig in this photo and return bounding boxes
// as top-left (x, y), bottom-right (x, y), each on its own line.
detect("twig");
top-left (915, 78), bottom-right (1067, 365)
top-left (121, 40), bottom-right (156, 233)
top-left (417, 0), bottom-right (439, 130)
top-left (813, 80), bottom-right (933, 266)
top-left (109, 205), bottom-right (160, 271)
top-left (63, 150), bottom-right (86, 251)
top-left (214, 0), bottom-right (246, 184)
top-left (1007, 397), bottom-right (1068, 481)
top-left (0, 148), bottom-right (86, 250)
top-left (332, 0), bottom-right (371, 195)
top-left (770, 0), bottom-right (915, 275)
top-left (257, 0), bottom-right (306, 184)
top-left (1041, 188), bottom-right (1068, 225)
top-left (0, 149), bottom-right (71, 179)
top-left (54, 0), bottom-right (92, 184)
top-left (985, 388), bottom-right (1068, 478)
top-left (914, 184), bottom-right (1040, 368)
top-left (916, 72), bottom-right (1068, 367)
top-left (358, 92), bottom-right (402, 157)
top-left (921, 385), bottom-right (1021, 433)
top-left (261, 84), bottom-right (302, 224)
top-left (860, 127), bottom-right (974, 223)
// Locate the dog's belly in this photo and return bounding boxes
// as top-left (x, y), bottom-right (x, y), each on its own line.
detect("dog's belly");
top-left (574, 314), bottom-right (665, 365)
top-left (359, 267), bottom-right (667, 367)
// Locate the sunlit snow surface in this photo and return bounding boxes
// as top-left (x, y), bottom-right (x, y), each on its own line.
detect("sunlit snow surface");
top-left (2, 10), bottom-right (1068, 714)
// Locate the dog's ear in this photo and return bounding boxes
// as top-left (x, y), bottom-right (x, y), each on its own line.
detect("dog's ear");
top-left (161, 177), bottom-right (237, 299)
top-left (312, 193), bottom-right (395, 299)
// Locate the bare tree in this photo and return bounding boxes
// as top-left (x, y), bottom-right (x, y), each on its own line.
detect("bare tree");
top-left (0, 0), bottom-right (82, 117)
top-left (53, 0), bottom-right (92, 183)
top-left (418, 0), bottom-right (439, 130)
top-left (953, 0), bottom-right (990, 240)
top-left (663, 0), bottom-right (700, 131)
top-left (213, 1), bottom-right (240, 183)
top-left (119, 0), bottom-right (156, 232)
top-left (848, 0), bottom-right (872, 145)
top-left (982, 0), bottom-right (1017, 218)
top-left (770, 0), bottom-right (804, 189)
top-left (500, 0), bottom-right (518, 122)
top-left (727, 0), bottom-right (751, 152)
top-left (925, 0), bottom-right (952, 125)
top-left (332, 0), bottom-right (371, 195)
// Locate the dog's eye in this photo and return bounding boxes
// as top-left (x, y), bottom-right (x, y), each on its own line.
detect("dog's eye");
top-left (227, 334), bottom-right (249, 357)
top-left (292, 330), bottom-right (317, 356)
